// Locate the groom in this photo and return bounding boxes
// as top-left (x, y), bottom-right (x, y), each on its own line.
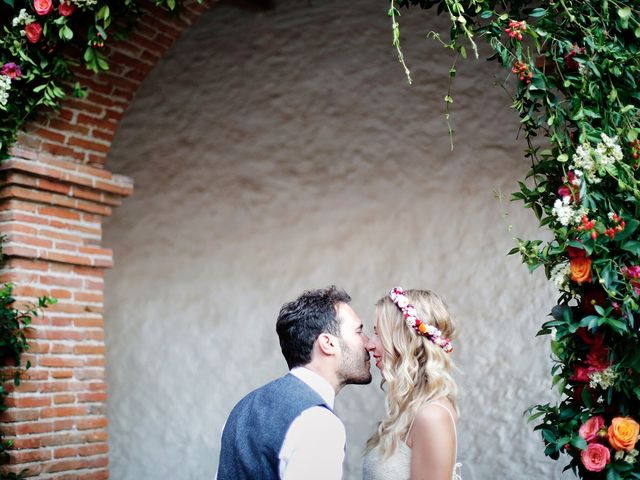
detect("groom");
top-left (216, 286), bottom-right (372, 479)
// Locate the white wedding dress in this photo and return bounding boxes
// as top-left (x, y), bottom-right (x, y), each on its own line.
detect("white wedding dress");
top-left (363, 402), bottom-right (462, 480)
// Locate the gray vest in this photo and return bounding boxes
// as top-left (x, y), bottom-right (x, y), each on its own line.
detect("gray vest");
top-left (217, 373), bottom-right (332, 480)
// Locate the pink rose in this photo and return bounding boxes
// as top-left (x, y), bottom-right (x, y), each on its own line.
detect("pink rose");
top-left (1, 63), bottom-right (22, 79)
top-left (579, 416), bottom-right (605, 442)
top-left (581, 442), bottom-right (610, 472)
top-left (33, 0), bottom-right (53, 15)
top-left (24, 23), bottom-right (43, 44)
top-left (58, 0), bottom-right (75, 16)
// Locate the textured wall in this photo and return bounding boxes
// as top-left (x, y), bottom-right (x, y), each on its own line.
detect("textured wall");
top-left (103, 1), bottom-right (570, 478)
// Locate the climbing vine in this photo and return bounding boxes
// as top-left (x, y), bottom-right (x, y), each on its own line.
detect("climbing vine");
top-left (0, 242), bottom-right (54, 478)
top-left (394, 0), bottom-right (640, 477)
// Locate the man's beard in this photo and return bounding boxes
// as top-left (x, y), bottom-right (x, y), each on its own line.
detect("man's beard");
top-left (338, 339), bottom-right (372, 386)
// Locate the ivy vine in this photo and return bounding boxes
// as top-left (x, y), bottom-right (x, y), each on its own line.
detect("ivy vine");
top-left (394, 0), bottom-right (640, 477)
top-left (0, 241), bottom-right (54, 478)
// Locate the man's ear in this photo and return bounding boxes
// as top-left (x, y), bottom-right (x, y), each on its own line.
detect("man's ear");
top-left (316, 332), bottom-right (338, 356)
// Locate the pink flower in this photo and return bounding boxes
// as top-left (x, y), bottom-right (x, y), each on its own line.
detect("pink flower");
top-left (579, 416), bottom-right (605, 442)
top-left (571, 364), bottom-right (596, 383)
top-left (58, 0), bottom-right (75, 16)
top-left (24, 23), bottom-right (43, 43)
top-left (581, 442), bottom-right (610, 472)
top-left (621, 266), bottom-right (640, 295)
top-left (33, 0), bottom-right (53, 15)
top-left (1, 63), bottom-right (22, 79)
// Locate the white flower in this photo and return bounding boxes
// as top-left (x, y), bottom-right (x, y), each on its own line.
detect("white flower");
top-left (552, 197), bottom-right (585, 226)
top-left (550, 262), bottom-right (571, 292)
top-left (11, 8), bottom-right (35, 27)
top-left (0, 75), bottom-right (11, 107)
top-left (588, 366), bottom-right (618, 389)
top-left (569, 134), bottom-right (623, 185)
top-left (396, 296), bottom-right (409, 309)
top-left (69, 0), bottom-right (99, 8)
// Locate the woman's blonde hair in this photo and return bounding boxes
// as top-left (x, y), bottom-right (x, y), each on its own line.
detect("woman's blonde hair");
top-left (366, 289), bottom-right (458, 458)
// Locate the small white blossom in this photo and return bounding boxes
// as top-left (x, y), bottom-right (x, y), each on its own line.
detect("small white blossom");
top-left (550, 262), bottom-right (571, 292)
top-left (69, 0), bottom-right (98, 8)
top-left (615, 451), bottom-right (626, 461)
top-left (0, 75), bottom-right (11, 107)
top-left (588, 366), bottom-right (618, 389)
top-left (11, 8), bottom-right (35, 27)
top-left (570, 134), bottom-right (623, 185)
top-left (625, 450), bottom-right (639, 464)
top-left (552, 196), bottom-right (586, 226)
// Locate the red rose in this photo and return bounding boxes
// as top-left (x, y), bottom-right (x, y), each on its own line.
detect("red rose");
top-left (586, 343), bottom-right (610, 371)
top-left (567, 246), bottom-right (586, 259)
top-left (24, 23), bottom-right (43, 43)
top-left (33, 0), bottom-right (53, 15)
top-left (58, 1), bottom-right (75, 16)
top-left (576, 328), bottom-right (603, 347)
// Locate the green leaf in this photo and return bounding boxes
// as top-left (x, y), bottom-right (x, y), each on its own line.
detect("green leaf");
top-left (570, 435), bottom-right (587, 450)
top-left (3, 0), bottom-right (15, 6)
top-left (529, 8), bottom-right (546, 17)
top-left (621, 241), bottom-right (640, 256)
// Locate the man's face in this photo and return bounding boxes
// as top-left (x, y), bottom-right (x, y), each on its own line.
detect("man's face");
top-left (335, 303), bottom-right (372, 386)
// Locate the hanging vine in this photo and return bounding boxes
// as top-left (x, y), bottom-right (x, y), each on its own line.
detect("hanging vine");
top-left (394, 0), bottom-right (639, 477)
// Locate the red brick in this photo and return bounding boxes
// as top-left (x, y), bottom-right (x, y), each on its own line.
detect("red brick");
top-left (41, 406), bottom-right (88, 418)
top-left (9, 448), bottom-right (52, 464)
top-left (54, 394), bottom-right (75, 404)
top-left (54, 446), bottom-right (78, 458)
top-left (39, 356), bottom-right (84, 368)
top-left (9, 396), bottom-right (51, 408)
top-left (78, 443), bottom-right (109, 457)
top-left (74, 345), bottom-right (105, 355)
top-left (77, 416), bottom-right (108, 430)
top-left (38, 206), bottom-right (81, 221)
top-left (77, 392), bottom-right (107, 403)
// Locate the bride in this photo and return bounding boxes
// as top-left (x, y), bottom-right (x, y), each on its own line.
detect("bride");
top-left (363, 287), bottom-right (461, 480)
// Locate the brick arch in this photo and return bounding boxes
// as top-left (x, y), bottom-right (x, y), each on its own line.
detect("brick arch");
top-left (0, 1), bottom-right (221, 477)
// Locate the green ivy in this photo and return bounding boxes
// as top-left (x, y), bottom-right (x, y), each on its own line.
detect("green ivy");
top-left (394, 0), bottom-right (639, 477)
top-left (0, 241), bottom-right (54, 477)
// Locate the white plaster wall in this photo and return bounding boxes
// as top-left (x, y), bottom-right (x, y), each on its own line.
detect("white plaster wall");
top-left (103, 1), bottom-right (570, 478)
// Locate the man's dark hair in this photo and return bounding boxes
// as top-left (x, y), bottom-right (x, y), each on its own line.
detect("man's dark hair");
top-left (276, 286), bottom-right (351, 369)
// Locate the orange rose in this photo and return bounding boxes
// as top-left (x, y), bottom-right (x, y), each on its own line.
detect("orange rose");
top-left (570, 256), bottom-right (592, 283)
top-left (608, 417), bottom-right (640, 451)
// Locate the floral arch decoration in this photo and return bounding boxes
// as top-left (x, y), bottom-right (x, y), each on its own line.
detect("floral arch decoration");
top-left (391, 0), bottom-right (639, 477)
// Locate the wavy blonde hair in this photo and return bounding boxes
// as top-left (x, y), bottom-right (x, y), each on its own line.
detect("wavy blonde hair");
top-left (366, 289), bottom-right (458, 458)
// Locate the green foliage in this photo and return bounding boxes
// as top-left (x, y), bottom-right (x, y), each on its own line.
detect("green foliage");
top-left (0, 243), bottom-right (55, 475)
top-left (0, 0), bottom-right (192, 158)
top-left (396, 0), bottom-right (640, 477)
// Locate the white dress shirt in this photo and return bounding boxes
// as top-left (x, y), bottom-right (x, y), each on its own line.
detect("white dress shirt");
top-left (278, 367), bottom-right (346, 480)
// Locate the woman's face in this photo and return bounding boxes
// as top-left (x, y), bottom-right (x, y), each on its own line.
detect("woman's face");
top-left (366, 317), bottom-right (384, 373)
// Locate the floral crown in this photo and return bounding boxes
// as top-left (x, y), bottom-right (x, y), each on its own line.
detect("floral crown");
top-left (388, 287), bottom-right (453, 353)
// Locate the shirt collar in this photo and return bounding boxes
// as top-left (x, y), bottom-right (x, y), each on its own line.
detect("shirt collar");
top-left (290, 367), bottom-right (335, 409)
